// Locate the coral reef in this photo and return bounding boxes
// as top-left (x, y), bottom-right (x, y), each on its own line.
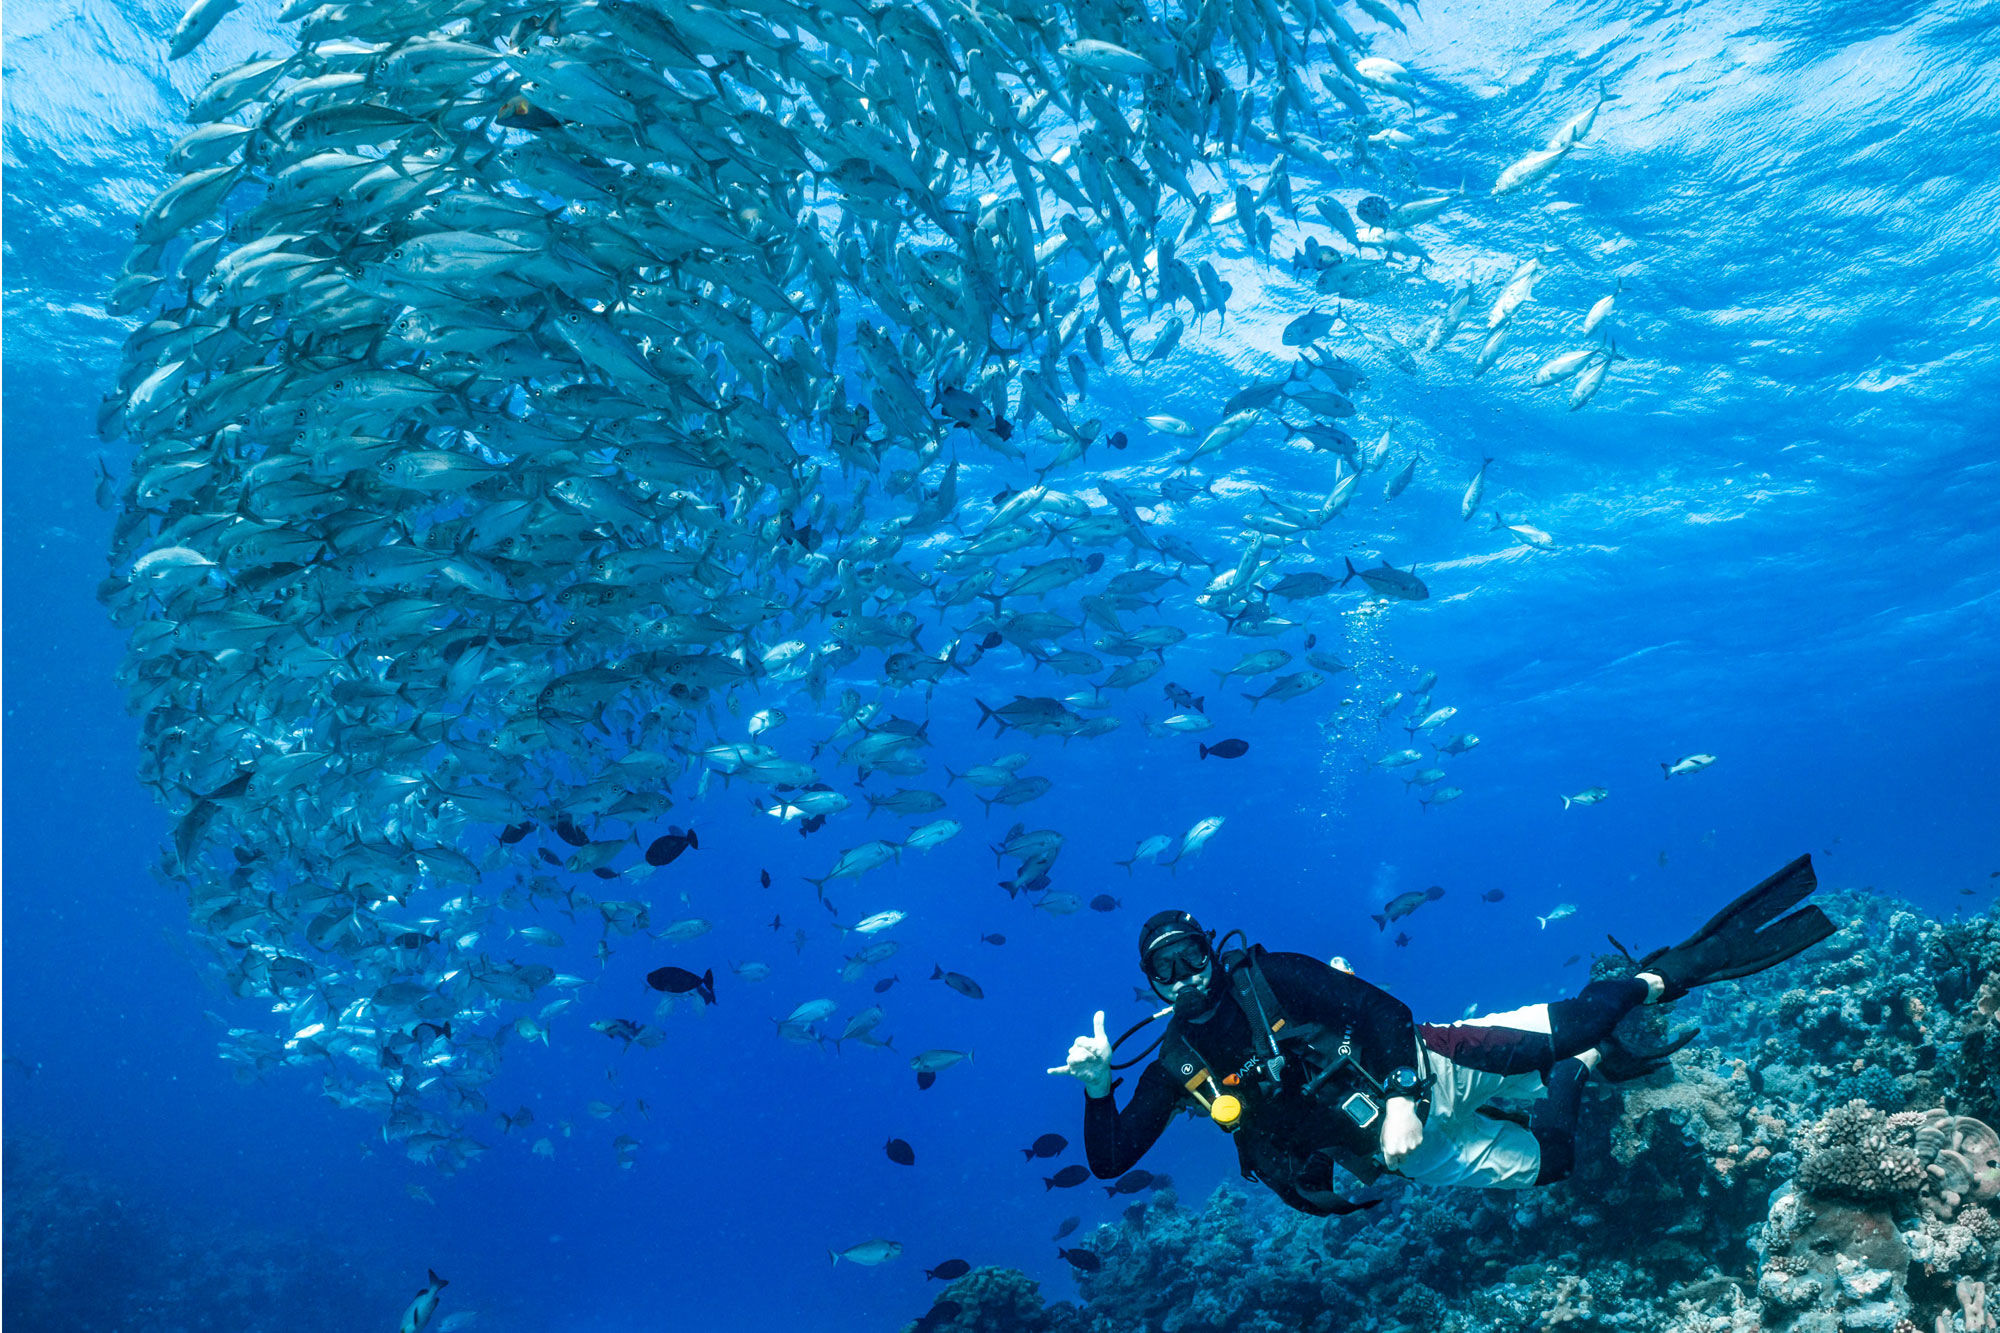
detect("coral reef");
top-left (2, 1137), bottom-right (403, 1332)
top-left (897, 895), bottom-right (1999, 1333)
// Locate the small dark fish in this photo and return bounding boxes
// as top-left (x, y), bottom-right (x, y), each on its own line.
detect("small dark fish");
top-left (553, 814), bottom-right (590, 847)
top-left (885, 1138), bottom-right (916, 1166)
top-left (760, 869), bottom-right (772, 888)
top-left (1393, 931), bottom-right (1411, 947)
top-left (1057, 1246), bottom-right (1102, 1272)
top-left (1105, 1169), bottom-right (1154, 1196)
top-left (1088, 895), bottom-right (1121, 913)
top-left (1372, 885), bottom-right (1444, 929)
top-left (1022, 1133), bottom-right (1068, 1161)
top-left (874, 975), bottom-right (899, 993)
top-left (980, 933), bottom-right (1007, 946)
top-left (822, 896), bottom-right (838, 915)
top-left (1355, 195), bottom-right (1392, 227)
top-left (1199, 739), bottom-right (1249, 760)
top-left (592, 867), bottom-right (618, 879)
top-left (1305, 633), bottom-right (1318, 649)
top-left (1563, 954), bottom-right (1581, 966)
top-left (1960, 887), bottom-right (1975, 895)
top-left (912, 1300), bottom-right (962, 1333)
top-left (1480, 890), bottom-right (1505, 903)
top-left (932, 966), bottom-right (985, 1000)
top-left (1053, 1216), bottom-right (1081, 1241)
top-left (537, 848), bottom-right (561, 866)
top-left (800, 813), bottom-right (826, 836)
top-left (498, 821), bottom-right (534, 844)
top-left (1044, 1164), bottom-right (1090, 1190)
top-left (792, 928), bottom-right (809, 954)
top-left (1658, 851), bottom-right (1670, 868)
top-left (925, 1259), bottom-right (971, 1281)
top-left (646, 966), bottom-right (716, 1004)
top-left (770, 914), bottom-right (782, 931)
top-left (644, 826), bottom-right (699, 866)
top-left (1108, 431), bottom-right (1128, 450)
top-left (1163, 683), bottom-right (1205, 712)
top-left (979, 631), bottom-right (1004, 651)
top-left (916, 1071), bottom-right (937, 1091)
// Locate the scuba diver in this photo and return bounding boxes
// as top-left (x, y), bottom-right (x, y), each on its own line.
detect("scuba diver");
top-left (1049, 854), bottom-right (1834, 1214)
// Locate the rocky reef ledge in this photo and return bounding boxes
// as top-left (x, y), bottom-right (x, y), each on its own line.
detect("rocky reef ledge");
top-left (905, 893), bottom-right (2000, 1333)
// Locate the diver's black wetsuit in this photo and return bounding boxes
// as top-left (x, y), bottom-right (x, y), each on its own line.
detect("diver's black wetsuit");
top-left (1085, 950), bottom-right (1650, 1190)
top-left (1086, 950), bottom-right (1415, 1179)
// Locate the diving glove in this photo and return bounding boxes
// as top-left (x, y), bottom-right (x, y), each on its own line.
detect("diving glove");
top-left (1640, 853), bottom-right (1834, 1002)
top-left (1048, 1010), bottom-right (1113, 1098)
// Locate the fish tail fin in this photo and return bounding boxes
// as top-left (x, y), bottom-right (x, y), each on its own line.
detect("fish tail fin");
top-left (1562, 796), bottom-right (1572, 809)
top-left (1660, 762), bottom-right (1671, 779)
top-left (1537, 915), bottom-right (1549, 929)
top-left (1241, 693), bottom-right (1260, 710)
top-left (1023, 1148), bottom-right (1036, 1162)
top-left (1199, 743), bottom-right (1210, 759)
top-left (1342, 557), bottom-right (1359, 586)
top-left (829, 1250), bottom-right (840, 1267)
top-left (430, 1270), bottom-right (448, 1287)
top-left (1371, 913), bottom-right (1387, 930)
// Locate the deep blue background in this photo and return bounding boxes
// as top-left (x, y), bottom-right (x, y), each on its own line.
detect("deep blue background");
top-left (5, 0), bottom-right (1998, 1329)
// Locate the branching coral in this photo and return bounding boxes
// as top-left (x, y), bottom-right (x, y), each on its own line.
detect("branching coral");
top-left (1799, 1101), bottom-right (1929, 1202)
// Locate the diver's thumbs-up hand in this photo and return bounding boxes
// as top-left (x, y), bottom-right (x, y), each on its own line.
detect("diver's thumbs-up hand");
top-left (1047, 1009), bottom-right (1113, 1098)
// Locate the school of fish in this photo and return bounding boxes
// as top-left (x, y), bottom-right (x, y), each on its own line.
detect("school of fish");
top-left (96, 0), bottom-right (1632, 1171)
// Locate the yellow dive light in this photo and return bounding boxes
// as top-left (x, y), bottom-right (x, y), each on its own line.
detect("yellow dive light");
top-left (1210, 1093), bottom-right (1243, 1131)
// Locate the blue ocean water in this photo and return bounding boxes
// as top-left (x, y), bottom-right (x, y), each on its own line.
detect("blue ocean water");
top-left (3, 0), bottom-right (1997, 1328)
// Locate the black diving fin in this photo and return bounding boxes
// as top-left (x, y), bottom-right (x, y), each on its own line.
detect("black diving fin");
top-left (1638, 853), bottom-right (1835, 1001)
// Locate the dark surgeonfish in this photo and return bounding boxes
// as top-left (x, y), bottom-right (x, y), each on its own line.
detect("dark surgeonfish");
top-left (646, 966), bottom-right (715, 1005)
top-left (931, 967), bottom-right (985, 999)
top-left (644, 827), bottom-right (699, 866)
top-left (1022, 1133), bottom-right (1068, 1161)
